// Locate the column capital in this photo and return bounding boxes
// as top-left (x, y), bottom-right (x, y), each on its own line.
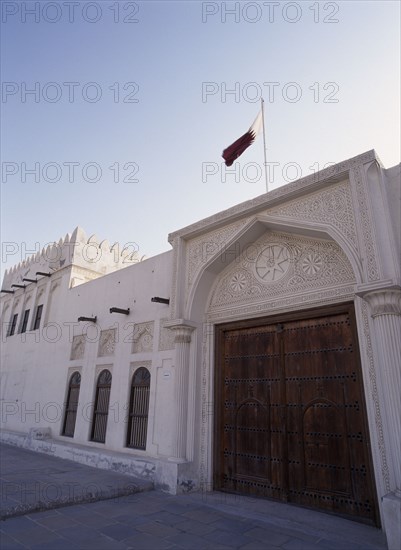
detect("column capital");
top-left (363, 289), bottom-right (401, 318)
top-left (164, 319), bottom-right (196, 344)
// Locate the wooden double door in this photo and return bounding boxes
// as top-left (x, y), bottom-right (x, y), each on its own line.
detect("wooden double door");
top-left (214, 304), bottom-right (379, 524)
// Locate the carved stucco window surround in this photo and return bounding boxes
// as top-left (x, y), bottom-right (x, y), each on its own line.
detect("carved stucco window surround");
top-left (70, 335), bottom-right (86, 361)
top-left (158, 318), bottom-right (176, 351)
top-left (98, 328), bottom-right (117, 357)
top-left (132, 322), bottom-right (154, 353)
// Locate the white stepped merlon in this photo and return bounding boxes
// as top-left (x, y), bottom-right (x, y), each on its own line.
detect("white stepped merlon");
top-left (2, 227), bottom-right (145, 290)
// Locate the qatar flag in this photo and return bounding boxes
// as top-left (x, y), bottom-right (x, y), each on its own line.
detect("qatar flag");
top-left (222, 109), bottom-right (263, 167)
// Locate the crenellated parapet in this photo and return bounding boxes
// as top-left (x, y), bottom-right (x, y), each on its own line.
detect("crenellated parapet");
top-left (1, 227), bottom-right (145, 290)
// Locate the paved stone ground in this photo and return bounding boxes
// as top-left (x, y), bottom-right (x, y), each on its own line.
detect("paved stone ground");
top-left (0, 444), bottom-right (152, 519)
top-left (0, 443), bottom-right (388, 549)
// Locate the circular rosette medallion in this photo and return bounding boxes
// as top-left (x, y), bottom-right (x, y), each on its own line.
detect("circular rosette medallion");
top-left (254, 245), bottom-right (291, 283)
top-left (229, 270), bottom-right (250, 293)
top-left (300, 251), bottom-right (324, 278)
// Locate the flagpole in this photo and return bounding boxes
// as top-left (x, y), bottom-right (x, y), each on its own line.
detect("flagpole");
top-left (261, 97), bottom-right (268, 193)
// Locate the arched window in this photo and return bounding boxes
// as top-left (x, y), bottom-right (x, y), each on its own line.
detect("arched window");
top-left (126, 367), bottom-right (151, 450)
top-left (62, 372), bottom-right (81, 437)
top-left (91, 369), bottom-right (112, 443)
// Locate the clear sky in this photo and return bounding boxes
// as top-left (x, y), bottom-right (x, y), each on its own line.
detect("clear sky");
top-left (1, 0), bottom-right (400, 279)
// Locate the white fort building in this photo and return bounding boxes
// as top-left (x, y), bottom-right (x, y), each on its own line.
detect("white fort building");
top-left (1, 150), bottom-right (400, 548)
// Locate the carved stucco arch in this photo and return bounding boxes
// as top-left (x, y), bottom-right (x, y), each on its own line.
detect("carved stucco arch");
top-left (186, 214), bottom-right (363, 322)
top-left (185, 211), bottom-right (389, 509)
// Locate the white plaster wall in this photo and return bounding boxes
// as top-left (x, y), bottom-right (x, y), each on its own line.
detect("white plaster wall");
top-left (0, 250), bottom-right (176, 461)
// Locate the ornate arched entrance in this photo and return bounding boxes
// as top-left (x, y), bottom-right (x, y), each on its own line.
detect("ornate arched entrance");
top-left (178, 214), bottom-right (383, 526)
top-left (168, 155), bottom-right (400, 542)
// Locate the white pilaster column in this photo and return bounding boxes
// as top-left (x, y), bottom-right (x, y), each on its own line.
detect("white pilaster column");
top-left (364, 289), bottom-right (401, 496)
top-left (167, 321), bottom-right (195, 461)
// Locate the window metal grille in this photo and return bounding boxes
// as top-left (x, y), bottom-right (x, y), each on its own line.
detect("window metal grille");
top-left (126, 367), bottom-right (150, 450)
top-left (20, 309), bottom-right (30, 333)
top-left (91, 369), bottom-right (112, 443)
top-left (62, 372), bottom-right (81, 437)
top-left (33, 305), bottom-right (43, 330)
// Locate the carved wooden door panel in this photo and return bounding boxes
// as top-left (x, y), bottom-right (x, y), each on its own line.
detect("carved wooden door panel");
top-left (217, 324), bottom-right (282, 499)
top-left (215, 305), bottom-right (378, 524)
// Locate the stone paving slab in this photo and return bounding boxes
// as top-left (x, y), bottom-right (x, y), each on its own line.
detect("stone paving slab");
top-left (0, 442), bottom-right (388, 549)
top-left (185, 492), bottom-right (387, 550)
top-left (0, 491), bottom-right (388, 550)
top-left (0, 443), bottom-right (153, 519)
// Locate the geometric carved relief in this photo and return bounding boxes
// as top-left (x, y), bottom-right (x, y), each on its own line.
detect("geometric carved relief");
top-left (196, 151), bottom-right (380, 496)
top-left (186, 218), bottom-right (250, 286)
top-left (351, 165), bottom-right (380, 281)
top-left (70, 334), bottom-right (85, 360)
top-left (98, 328), bottom-right (116, 357)
top-left (254, 244), bottom-right (291, 282)
top-left (209, 231), bottom-right (356, 311)
top-left (158, 318), bottom-right (175, 351)
top-left (132, 321), bottom-right (154, 353)
top-left (266, 180), bottom-right (358, 249)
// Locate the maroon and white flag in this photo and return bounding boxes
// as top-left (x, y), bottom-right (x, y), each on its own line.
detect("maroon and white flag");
top-left (222, 109), bottom-right (263, 167)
